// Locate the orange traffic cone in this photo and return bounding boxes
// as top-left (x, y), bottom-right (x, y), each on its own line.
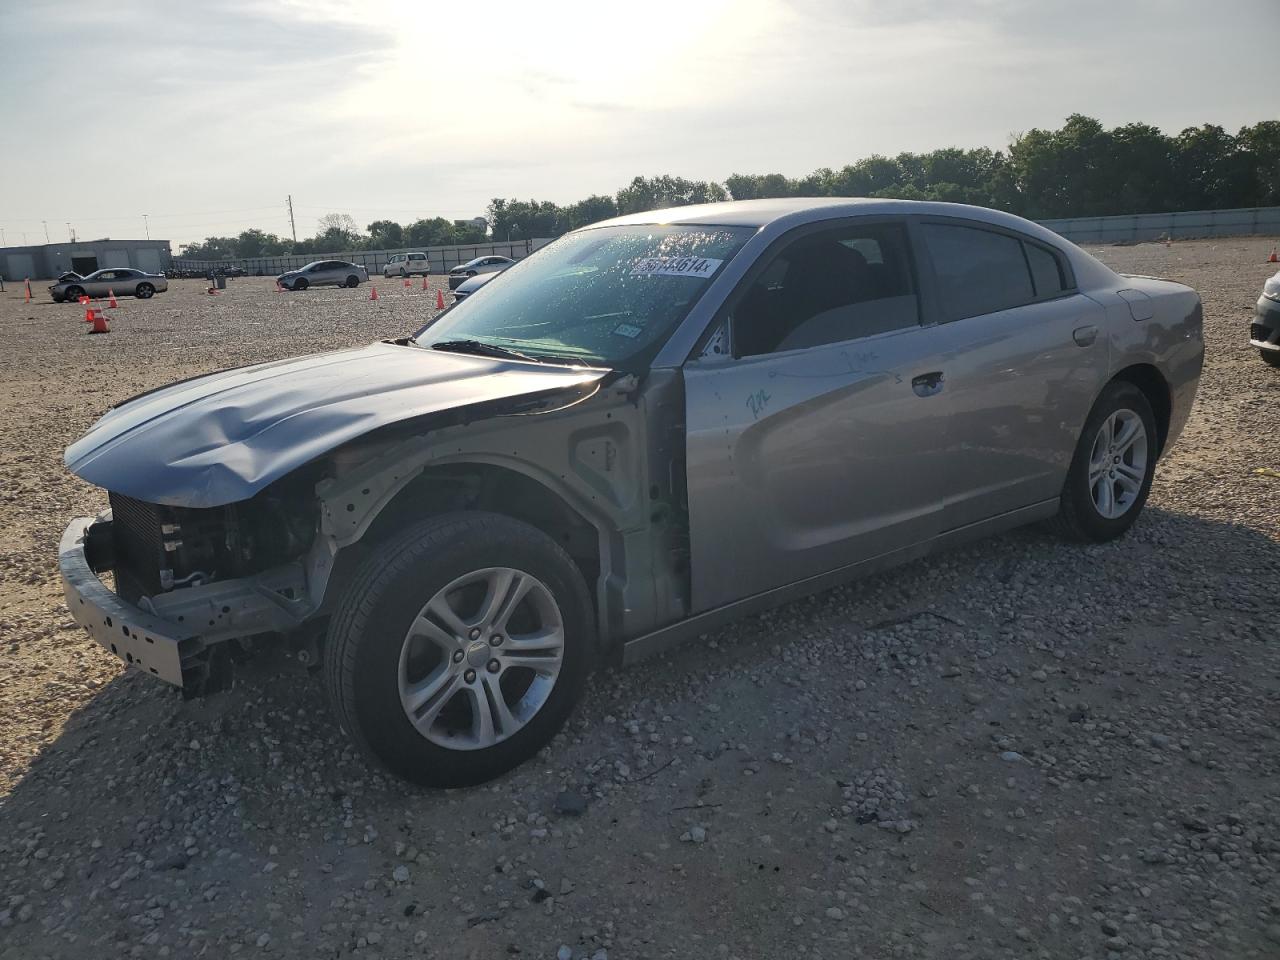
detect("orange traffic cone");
top-left (275, 280), bottom-right (284, 293)
top-left (79, 295), bottom-right (90, 306)
top-left (403, 278), bottom-right (411, 288)
top-left (88, 309), bottom-right (110, 334)
top-left (369, 285), bottom-right (378, 301)
top-left (1270, 247), bottom-right (1278, 264)
top-left (24, 278), bottom-right (31, 303)
top-left (83, 306), bottom-right (94, 323)
top-left (435, 289), bottom-right (445, 309)
top-left (107, 289), bottom-right (118, 308)
top-left (421, 275), bottom-right (428, 291)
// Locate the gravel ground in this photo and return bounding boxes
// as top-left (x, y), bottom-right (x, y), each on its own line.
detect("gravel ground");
top-left (1, 240), bottom-right (1278, 960)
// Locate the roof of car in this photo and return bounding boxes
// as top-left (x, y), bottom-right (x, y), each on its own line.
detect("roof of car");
top-left (591, 197), bottom-right (1054, 238)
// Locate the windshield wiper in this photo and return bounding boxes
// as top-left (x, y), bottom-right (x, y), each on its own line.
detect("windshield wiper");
top-left (430, 339), bottom-right (544, 363)
top-left (430, 339), bottom-right (587, 367)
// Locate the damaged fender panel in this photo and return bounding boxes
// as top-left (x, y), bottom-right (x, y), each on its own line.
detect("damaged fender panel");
top-left (64, 341), bottom-right (607, 508)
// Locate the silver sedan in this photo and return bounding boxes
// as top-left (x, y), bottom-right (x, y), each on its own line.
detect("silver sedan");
top-left (277, 260), bottom-right (369, 291)
top-left (50, 268), bottom-right (168, 302)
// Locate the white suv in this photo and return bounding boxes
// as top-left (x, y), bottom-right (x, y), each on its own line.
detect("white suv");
top-left (383, 252), bottom-right (430, 277)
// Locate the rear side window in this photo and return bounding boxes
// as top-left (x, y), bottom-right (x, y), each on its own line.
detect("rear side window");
top-left (1025, 242), bottom-right (1066, 297)
top-left (922, 223), bottom-right (1033, 320)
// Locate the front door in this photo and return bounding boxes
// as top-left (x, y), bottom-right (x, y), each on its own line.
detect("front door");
top-left (682, 219), bottom-right (949, 613)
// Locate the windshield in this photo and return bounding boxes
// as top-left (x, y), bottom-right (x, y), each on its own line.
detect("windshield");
top-left (413, 224), bottom-right (753, 367)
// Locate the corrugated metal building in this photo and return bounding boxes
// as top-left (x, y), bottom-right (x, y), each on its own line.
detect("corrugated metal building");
top-left (1, 239), bottom-right (172, 281)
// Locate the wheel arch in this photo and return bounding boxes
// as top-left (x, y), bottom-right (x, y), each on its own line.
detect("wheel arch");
top-left (1108, 363), bottom-right (1171, 457)
top-left (323, 460), bottom-right (608, 647)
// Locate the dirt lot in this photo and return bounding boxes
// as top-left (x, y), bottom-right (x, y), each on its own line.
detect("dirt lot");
top-left (1, 241), bottom-right (1278, 959)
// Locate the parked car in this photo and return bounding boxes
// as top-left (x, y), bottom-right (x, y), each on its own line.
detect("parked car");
top-left (448, 255), bottom-right (514, 289)
top-left (277, 260), bottom-right (368, 291)
top-left (50, 268), bottom-right (168, 302)
top-left (1251, 269), bottom-right (1280, 367)
top-left (384, 252), bottom-right (431, 278)
top-left (450, 270), bottom-right (500, 302)
top-left (59, 198), bottom-right (1203, 787)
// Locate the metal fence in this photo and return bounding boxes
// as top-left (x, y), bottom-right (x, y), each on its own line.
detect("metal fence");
top-left (173, 238), bottom-right (553, 278)
top-left (1039, 206), bottom-right (1280, 244)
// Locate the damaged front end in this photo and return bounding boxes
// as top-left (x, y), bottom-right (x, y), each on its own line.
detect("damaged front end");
top-left (59, 341), bottom-right (615, 696)
top-left (61, 471), bottom-right (322, 695)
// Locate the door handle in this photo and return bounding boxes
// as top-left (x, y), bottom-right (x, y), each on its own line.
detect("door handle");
top-left (1073, 324), bottom-right (1098, 347)
top-left (911, 371), bottom-right (944, 398)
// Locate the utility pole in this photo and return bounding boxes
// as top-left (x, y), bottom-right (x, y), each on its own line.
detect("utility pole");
top-left (143, 214), bottom-right (150, 240)
top-left (287, 195), bottom-right (297, 243)
top-left (42, 221), bottom-right (49, 243)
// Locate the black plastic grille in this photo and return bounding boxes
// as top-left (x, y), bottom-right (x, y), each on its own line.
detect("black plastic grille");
top-left (108, 492), bottom-right (166, 603)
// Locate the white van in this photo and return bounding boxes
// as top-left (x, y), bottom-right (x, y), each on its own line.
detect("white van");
top-left (383, 252), bottom-right (430, 277)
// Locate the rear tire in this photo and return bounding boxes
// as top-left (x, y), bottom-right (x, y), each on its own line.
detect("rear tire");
top-left (136, 283), bottom-right (155, 299)
top-left (346, 275), bottom-right (360, 288)
top-left (1049, 381), bottom-right (1157, 543)
top-left (293, 277), bottom-right (308, 291)
top-left (324, 513), bottom-right (593, 787)
top-left (1260, 348), bottom-right (1280, 368)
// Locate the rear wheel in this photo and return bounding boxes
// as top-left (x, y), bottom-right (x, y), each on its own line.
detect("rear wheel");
top-left (1260, 348), bottom-right (1280, 368)
top-left (1050, 381), bottom-right (1157, 542)
top-left (324, 513), bottom-right (593, 787)
top-left (293, 277), bottom-right (309, 291)
top-left (136, 283), bottom-right (155, 299)
top-left (346, 275), bottom-right (360, 288)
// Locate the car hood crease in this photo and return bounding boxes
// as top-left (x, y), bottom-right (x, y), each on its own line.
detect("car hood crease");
top-left (65, 341), bottom-right (607, 508)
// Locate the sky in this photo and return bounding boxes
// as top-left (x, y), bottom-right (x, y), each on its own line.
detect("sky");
top-left (0, 0), bottom-right (1276, 248)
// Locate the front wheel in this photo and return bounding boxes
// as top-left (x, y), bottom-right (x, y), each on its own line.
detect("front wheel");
top-left (1260, 348), bottom-right (1280, 368)
top-left (324, 513), bottom-right (593, 787)
top-left (293, 277), bottom-right (309, 291)
top-left (64, 285), bottom-right (84, 301)
top-left (1050, 381), bottom-right (1157, 542)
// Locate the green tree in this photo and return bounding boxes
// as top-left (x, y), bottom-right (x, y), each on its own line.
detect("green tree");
top-left (614, 176), bottom-right (728, 214)
top-left (564, 194), bottom-right (618, 229)
top-left (1238, 120), bottom-right (1280, 207)
top-left (366, 219), bottom-right (404, 249)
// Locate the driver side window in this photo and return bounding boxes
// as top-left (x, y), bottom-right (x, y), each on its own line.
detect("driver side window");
top-left (731, 222), bottom-right (920, 357)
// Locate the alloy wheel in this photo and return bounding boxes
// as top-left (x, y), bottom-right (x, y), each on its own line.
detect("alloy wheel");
top-left (397, 567), bottom-right (564, 750)
top-left (1087, 408), bottom-right (1148, 519)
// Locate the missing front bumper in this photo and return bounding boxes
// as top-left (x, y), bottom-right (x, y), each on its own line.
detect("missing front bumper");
top-left (59, 517), bottom-right (199, 686)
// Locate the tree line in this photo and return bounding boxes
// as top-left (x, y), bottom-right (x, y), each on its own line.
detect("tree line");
top-left (180, 114), bottom-right (1280, 260)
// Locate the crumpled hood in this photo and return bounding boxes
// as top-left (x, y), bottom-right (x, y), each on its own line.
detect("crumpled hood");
top-left (65, 341), bottom-right (606, 508)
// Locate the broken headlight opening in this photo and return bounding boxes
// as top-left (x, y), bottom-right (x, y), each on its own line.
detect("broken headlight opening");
top-left (104, 481), bottom-right (317, 606)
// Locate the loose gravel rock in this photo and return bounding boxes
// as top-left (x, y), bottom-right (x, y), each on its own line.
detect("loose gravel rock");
top-left (1, 241), bottom-right (1279, 958)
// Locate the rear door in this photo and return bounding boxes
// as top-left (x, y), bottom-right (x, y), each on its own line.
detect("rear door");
top-left (914, 219), bottom-right (1108, 528)
top-left (683, 218), bottom-right (949, 612)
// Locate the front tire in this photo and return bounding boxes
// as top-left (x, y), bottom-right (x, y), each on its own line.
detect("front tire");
top-left (324, 513), bottom-right (593, 787)
top-left (293, 277), bottom-right (309, 291)
top-left (64, 285), bottom-right (84, 301)
top-left (1050, 381), bottom-right (1157, 543)
top-left (1260, 348), bottom-right (1280, 368)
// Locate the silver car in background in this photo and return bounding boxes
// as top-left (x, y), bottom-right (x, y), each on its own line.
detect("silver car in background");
top-left (58, 198), bottom-right (1202, 788)
top-left (447, 255), bottom-right (514, 289)
top-left (277, 260), bottom-right (369, 291)
top-left (50, 268), bottom-right (168, 302)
